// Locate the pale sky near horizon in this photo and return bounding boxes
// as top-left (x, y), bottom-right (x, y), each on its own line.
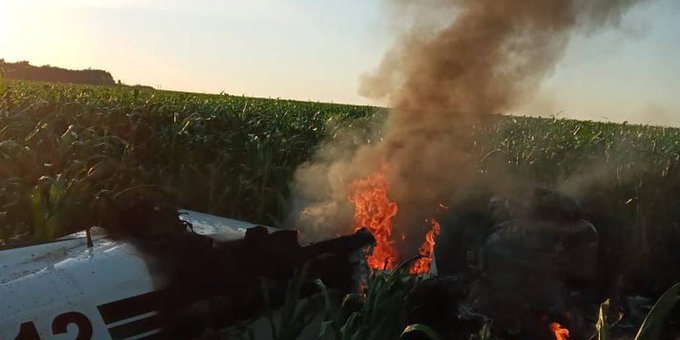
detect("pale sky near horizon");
top-left (1, 0), bottom-right (679, 126)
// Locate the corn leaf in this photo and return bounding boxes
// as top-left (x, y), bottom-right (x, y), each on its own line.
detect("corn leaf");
top-left (634, 282), bottom-right (680, 340)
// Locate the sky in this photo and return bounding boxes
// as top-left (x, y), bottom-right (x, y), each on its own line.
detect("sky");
top-left (1, 0), bottom-right (679, 126)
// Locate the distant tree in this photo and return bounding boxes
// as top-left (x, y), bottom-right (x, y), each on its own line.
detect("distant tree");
top-left (0, 60), bottom-right (116, 86)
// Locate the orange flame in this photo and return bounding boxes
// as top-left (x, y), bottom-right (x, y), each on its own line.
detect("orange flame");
top-left (349, 164), bottom-right (440, 273)
top-left (410, 219), bottom-right (441, 274)
top-left (550, 322), bottom-right (570, 340)
top-left (348, 164), bottom-right (399, 270)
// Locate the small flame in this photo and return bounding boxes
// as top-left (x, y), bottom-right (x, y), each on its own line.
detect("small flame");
top-left (410, 219), bottom-right (441, 274)
top-left (348, 163), bottom-right (399, 270)
top-left (550, 322), bottom-right (570, 340)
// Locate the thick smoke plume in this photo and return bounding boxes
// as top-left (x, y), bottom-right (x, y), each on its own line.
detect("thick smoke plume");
top-left (291, 0), bottom-right (643, 243)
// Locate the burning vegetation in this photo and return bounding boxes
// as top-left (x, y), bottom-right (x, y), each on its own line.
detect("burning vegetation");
top-left (551, 322), bottom-right (570, 340)
top-left (348, 163), bottom-right (441, 274)
top-left (348, 163), bottom-right (399, 270)
top-left (410, 219), bottom-right (440, 275)
top-left (287, 0), bottom-right (680, 338)
top-left (292, 0), bottom-right (652, 265)
top-left (1, 0), bottom-right (679, 338)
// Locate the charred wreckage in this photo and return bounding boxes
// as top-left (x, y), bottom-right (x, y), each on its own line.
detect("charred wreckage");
top-left (0, 187), bottom-right (678, 339)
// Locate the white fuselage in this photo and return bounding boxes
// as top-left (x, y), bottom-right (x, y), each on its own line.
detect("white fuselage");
top-left (0, 210), bottom-right (259, 340)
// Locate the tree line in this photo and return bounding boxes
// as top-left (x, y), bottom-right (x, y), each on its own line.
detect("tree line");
top-left (0, 59), bottom-right (115, 86)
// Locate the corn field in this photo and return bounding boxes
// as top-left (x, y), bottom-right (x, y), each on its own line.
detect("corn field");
top-left (1, 79), bottom-right (679, 295)
top-left (0, 80), bottom-right (377, 243)
top-left (1, 78), bottom-right (679, 338)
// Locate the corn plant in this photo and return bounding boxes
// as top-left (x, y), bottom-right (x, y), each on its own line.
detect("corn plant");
top-left (634, 282), bottom-right (680, 340)
top-left (311, 259), bottom-right (425, 340)
top-left (1, 79), bottom-right (679, 297)
top-left (594, 282), bottom-right (680, 340)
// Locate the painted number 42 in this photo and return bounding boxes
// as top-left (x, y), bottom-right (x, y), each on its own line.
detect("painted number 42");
top-left (15, 312), bottom-right (92, 340)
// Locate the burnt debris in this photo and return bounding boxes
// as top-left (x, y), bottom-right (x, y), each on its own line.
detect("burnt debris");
top-left (431, 186), bottom-right (600, 339)
top-left (99, 195), bottom-right (375, 338)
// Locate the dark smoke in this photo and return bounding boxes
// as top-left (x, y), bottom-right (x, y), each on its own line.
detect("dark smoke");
top-left (291, 0), bottom-right (644, 244)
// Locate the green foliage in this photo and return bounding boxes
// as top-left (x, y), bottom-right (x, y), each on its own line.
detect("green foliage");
top-left (401, 324), bottom-right (442, 340)
top-left (471, 322), bottom-right (493, 340)
top-left (595, 300), bottom-right (612, 340)
top-left (1, 81), bottom-right (679, 296)
top-left (634, 282), bottom-right (680, 340)
top-left (591, 283), bottom-right (679, 340)
top-left (214, 265), bottom-right (328, 340)
top-left (2, 79), bottom-right (679, 339)
top-left (312, 259), bottom-right (424, 340)
top-left (0, 59), bottom-right (115, 86)
top-left (0, 80), bottom-right (377, 243)
top-left (261, 265), bottom-right (323, 340)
